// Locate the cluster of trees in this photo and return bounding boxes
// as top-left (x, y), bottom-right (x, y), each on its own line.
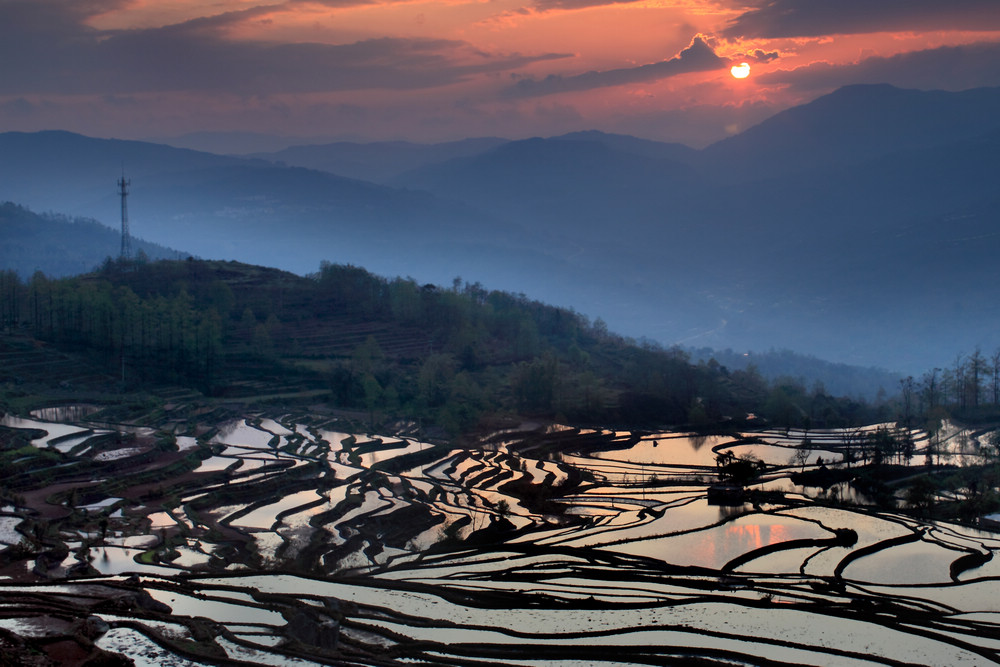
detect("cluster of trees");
top-left (309, 263), bottom-right (891, 433)
top-left (312, 263), bottom-right (754, 432)
top-left (714, 449), bottom-right (767, 486)
top-left (0, 257), bottom-right (894, 434)
top-left (2, 262), bottom-right (223, 387)
top-left (899, 350), bottom-right (1000, 424)
top-left (848, 426), bottom-right (917, 467)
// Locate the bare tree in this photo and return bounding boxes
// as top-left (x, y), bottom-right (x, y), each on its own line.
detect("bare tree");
top-left (970, 347), bottom-right (986, 409)
top-left (992, 349), bottom-right (1000, 406)
top-left (920, 368), bottom-right (941, 415)
top-left (841, 428), bottom-right (866, 467)
top-left (947, 354), bottom-right (967, 411)
top-left (789, 446), bottom-right (810, 472)
top-left (899, 376), bottom-right (915, 423)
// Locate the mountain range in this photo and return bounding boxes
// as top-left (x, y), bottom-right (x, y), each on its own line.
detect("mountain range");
top-left (2, 83), bottom-right (999, 375)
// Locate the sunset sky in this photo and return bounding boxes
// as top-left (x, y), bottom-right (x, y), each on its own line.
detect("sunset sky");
top-left (3, 0), bottom-right (1000, 146)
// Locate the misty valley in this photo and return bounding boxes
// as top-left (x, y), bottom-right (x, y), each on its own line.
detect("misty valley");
top-left (4, 82), bottom-right (1000, 666)
top-left (5, 84), bottom-right (1000, 374)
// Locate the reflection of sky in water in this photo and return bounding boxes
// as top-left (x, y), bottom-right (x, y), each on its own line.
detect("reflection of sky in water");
top-left (89, 547), bottom-right (175, 576)
top-left (762, 478), bottom-right (875, 505)
top-left (0, 415), bottom-right (90, 446)
top-left (211, 419), bottom-right (274, 448)
top-left (257, 417), bottom-right (292, 435)
top-left (146, 511), bottom-right (177, 529)
top-left (727, 443), bottom-right (841, 466)
top-left (545, 497), bottom-right (742, 549)
top-left (865, 580), bottom-right (1000, 613)
top-left (230, 489), bottom-right (323, 530)
top-left (30, 404), bottom-right (100, 421)
top-left (50, 434), bottom-right (96, 453)
top-left (10, 408), bottom-right (1000, 665)
top-left (0, 516), bottom-right (23, 545)
top-left (97, 628), bottom-right (201, 667)
top-left (194, 456), bottom-right (242, 472)
top-left (734, 545), bottom-right (821, 574)
top-left (175, 436), bottom-right (199, 451)
top-left (357, 439), bottom-right (427, 468)
top-left (316, 431), bottom-right (355, 449)
top-left (606, 513), bottom-right (828, 570)
top-left (145, 589), bottom-right (285, 625)
top-left (194, 572), bottom-right (988, 666)
top-left (776, 506), bottom-right (915, 577)
top-left (592, 434), bottom-right (734, 467)
top-left (843, 539), bottom-right (961, 585)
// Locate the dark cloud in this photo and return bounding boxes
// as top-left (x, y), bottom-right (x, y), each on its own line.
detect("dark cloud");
top-left (724, 0), bottom-right (1000, 39)
top-left (0, 1), bottom-right (566, 96)
top-left (531, 0), bottom-right (642, 12)
top-left (294, 0), bottom-right (376, 6)
top-left (751, 49), bottom-right (780, 63)
top-left (758, 41), bottom-right (1000, 92)
top-left (504, 36), bottom-right (725, 99)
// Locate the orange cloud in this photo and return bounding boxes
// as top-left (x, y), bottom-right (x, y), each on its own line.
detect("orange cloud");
top-left (504, 35), bottom-right (725, 98)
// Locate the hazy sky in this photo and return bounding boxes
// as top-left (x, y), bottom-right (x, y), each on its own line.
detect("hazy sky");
top-left (3, 0), bottom-right (1000, 146)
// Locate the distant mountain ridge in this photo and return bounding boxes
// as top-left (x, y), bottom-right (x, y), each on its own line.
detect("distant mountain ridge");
top-left (0, 202), bottom-right (185, 278)
top-left (245, 131), bottom-right (697, 185)
top-left (3, 83), bottom-right (1000, 374)
top-left (700, 84), bottom-right (1000, 181)
top-left (0, 130), bottom-right (542, 290)
top-left (250, 137), bottom-right (509, 183)
top-left (380, 85), bottom-right (1000, 372)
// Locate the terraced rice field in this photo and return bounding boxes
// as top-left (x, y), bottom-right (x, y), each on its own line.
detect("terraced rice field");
top-left (1, 410), bottom-right (999, 665)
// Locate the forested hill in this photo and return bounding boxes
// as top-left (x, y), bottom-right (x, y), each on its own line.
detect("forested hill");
top-left (0, 258), bottom-right (882, 435)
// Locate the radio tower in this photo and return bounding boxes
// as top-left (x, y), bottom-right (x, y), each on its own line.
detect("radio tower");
top-left (118, 171), bottom-right (133, 261)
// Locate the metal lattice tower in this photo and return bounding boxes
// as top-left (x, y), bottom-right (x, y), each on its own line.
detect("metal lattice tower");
top-left (118, 172), bottom-right (133, 261)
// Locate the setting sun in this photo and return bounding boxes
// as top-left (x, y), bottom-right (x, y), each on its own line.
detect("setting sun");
top-left (731, 62), bottom-right (751, 79)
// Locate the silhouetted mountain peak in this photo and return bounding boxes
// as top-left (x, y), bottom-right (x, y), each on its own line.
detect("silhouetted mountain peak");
top-left (702, 83), bottom-right (1000, 181)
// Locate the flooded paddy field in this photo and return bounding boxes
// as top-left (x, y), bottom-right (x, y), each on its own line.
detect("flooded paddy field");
top-left (1, 409), bottom-right (1000, 665)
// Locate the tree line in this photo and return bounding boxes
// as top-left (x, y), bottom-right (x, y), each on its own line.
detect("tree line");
top-left (898, 349), bottom-right (1000, 428)
top-left (1, 262), bottom-right (222, 386)
top-left (0, 257), bottom-right (892, 434)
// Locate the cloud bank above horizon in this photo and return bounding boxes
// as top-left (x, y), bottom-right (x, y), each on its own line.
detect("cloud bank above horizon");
top-left (1, 0), bottom-right (999, 146)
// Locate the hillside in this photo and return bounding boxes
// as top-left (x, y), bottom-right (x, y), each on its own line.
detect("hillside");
top-left (0, 196), bottom-right (902, 403)
top-left (0, 131), bottom-right (531, 292)
top-left (0, 202), bottom-right (185, 278)
top-left (0, 198), bottom-right (900, 406)
top-left (0, 258), bottom-right (886, 435)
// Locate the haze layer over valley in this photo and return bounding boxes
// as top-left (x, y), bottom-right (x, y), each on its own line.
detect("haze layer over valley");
top-left (3, 84), bottom-right (1000, 374)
